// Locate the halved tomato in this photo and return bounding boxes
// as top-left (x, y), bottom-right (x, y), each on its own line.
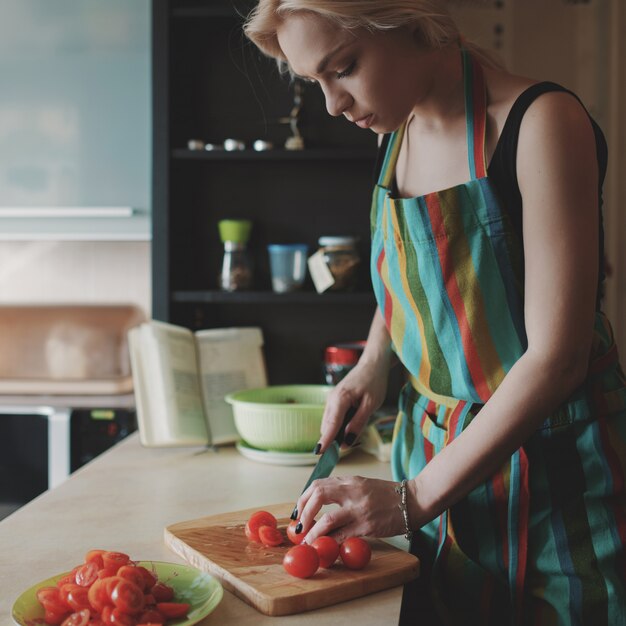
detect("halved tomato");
top-left (110, 579), bottom-right (145, 615)
top-left (258, 525), bottom-right (284, 547)
top-left (102, 551), bottom-right (130, 571)
top-left (150, 582), bottom-right (174, 603)
top-left (117, 565), bottom-right (146, 590)
top-left (75, 561), bottom-right (99, 587)
top-left (244, 510), bottom-right (277, 543)
top-left (61, 609), bottom-right (91, 626)
top-left (155, 602), bottom-right (190, 619)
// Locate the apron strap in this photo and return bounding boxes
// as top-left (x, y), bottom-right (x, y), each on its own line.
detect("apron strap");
top-left (462, 48), bottom-right (488, 180)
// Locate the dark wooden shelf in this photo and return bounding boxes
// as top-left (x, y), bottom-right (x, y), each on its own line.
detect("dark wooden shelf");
top-left (172, 290), bottom-right (376, 304)
top-left (172, 148), bottom-right (377, 161)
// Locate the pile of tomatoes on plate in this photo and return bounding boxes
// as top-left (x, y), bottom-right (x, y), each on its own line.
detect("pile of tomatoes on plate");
top-left (245, 510), bottom-right (371, 579)
top-left (35, 550), bottom-right (189, 626)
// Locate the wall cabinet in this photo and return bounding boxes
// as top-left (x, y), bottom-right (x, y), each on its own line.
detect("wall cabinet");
top-left (152, 0), bottom-right (403, 394)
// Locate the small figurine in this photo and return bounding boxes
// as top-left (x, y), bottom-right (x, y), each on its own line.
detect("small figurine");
top-left (280, 80), bottom-right (305, 150)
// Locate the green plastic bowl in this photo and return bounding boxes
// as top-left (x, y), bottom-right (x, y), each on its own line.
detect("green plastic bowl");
top-left (225, 385), bottom-right (332, 452)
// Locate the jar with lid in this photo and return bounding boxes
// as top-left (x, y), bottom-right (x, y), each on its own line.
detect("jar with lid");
top-left (317, 236), bottom-right (361, 291)
top-left (323, 341), bottom-right (366, 385)
top-left (218, 219), bottom-right (253, 291)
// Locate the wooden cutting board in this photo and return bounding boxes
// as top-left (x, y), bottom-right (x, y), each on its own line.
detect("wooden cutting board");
top-left (164, 502), bottom-right (419, 616)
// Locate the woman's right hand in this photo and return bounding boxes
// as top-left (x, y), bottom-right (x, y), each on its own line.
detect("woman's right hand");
top-left (316, 355), bottom-right (390, 454)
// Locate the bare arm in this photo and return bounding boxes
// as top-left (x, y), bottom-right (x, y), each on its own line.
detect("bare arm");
top-left (317, 307), bottom-right (395, 451)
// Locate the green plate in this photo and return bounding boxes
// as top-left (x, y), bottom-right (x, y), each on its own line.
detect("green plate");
top-left (12, 560), bottom-right (223, 626)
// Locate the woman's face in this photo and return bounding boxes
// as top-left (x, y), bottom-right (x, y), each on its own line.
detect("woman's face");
top-left (276, 12), bottom-right (430, 134)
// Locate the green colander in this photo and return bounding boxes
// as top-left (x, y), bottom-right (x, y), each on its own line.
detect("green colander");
top-left (225, 385), bottom-right (332, 452)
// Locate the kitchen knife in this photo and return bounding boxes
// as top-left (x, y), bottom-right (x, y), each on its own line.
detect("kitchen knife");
top-left (299, 407), bottom-right (356, 495)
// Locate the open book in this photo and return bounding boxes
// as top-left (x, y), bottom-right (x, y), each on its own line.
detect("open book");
top-left (128, 321), bottom-right (267, 447)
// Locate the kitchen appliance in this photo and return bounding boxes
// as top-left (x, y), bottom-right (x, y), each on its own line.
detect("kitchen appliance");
top-left (0, 401), bottom-right (136, 520)
top-left (165, 503), bottom-right (419, 616)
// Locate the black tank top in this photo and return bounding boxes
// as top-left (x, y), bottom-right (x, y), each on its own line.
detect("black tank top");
top-left (374, 81), bottom-right (609, 306)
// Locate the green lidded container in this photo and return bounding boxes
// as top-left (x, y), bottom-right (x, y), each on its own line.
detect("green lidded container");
top-left (218, 219), bottom-right (252, 244)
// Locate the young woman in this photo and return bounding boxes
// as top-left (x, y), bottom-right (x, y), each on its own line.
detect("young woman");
top-left (245, 2), bottom-right (626, 624)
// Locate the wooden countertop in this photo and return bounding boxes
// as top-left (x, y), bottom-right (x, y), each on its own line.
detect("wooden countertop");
top-left (1, 433), bottom-right (410, 624)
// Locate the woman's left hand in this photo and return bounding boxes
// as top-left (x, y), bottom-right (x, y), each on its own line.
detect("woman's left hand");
top-left (294, 475), bottom-right (407, 545)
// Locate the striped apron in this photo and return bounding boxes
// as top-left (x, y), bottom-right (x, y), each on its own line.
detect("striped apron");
top-left (370, 48), bottom-right (626, 625)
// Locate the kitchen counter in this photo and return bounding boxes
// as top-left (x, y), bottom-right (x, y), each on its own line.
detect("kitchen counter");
top-left (1, 432), bottom-right (411, 624)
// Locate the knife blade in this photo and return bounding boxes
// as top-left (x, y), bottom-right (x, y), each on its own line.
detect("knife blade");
top-left (300, 407), bottom-right (356, 495)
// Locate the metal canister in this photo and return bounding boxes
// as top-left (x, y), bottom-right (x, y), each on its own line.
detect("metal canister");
top-left (323, 341), bottom-right (366, 385)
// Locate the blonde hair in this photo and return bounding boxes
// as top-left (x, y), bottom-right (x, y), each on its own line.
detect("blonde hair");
top-left (244, 0), bottom-right (503, 69)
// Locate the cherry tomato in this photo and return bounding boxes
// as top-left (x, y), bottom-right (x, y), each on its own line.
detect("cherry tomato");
top-left (98, 566), bottom-right (119, 580)
top-left (117, 565), bottom-right (146, 590)
top-left (150, 582), bottom-right (174, 603)
top-left (339, 537), bottom-right (372, 570)
top-left (85, 549), bottom-right (107, 569)
top-left (137, 608), bottom-right (165, 624)
top-left (75, 561), bottom-right (99, 587)
top-left (258, 525), bottom-right (284, 547)
top-left (282, 544), bottom-right (319, 579)
top-left (155, 602), bottom-right (191, 619)
top-left (110, 579), bottom-right (145, 615)
top-left (37, 586), bottom-right (70, 615)
top-left (44, 608), bottom-right (70, 625)
top-left (311, 536), bottom-right (340, 568)
top-left (67, 587), bottom-right (91, 612)
top-left (103, 552), bottom-right (130, 571)
top-left (286, 519), bottom-right (316, 545)
top-left (101, 605), bottom-right (136, 625)
top-left (59, 583), bottom-right (83, 605)
top-left (88, 579), bottom-right (112, 612)
top-left (61, 609), bottom-right (91, 626)
top-left (134, 566), bottom-right (157, 590)
top-left (244, 510), bottom-right (277, 542)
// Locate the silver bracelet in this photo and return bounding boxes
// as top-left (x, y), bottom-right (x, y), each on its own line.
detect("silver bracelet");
top-left (394, 479), bottom-right (413, 541)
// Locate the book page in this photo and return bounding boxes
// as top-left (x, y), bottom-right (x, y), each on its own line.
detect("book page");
top-left (195, 327), bottom-right (267, 445)
top-left (131, 321), bottom-right (209, 446)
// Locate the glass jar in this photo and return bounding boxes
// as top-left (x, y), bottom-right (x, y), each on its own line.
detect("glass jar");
top-left (218, 219), bottom-right (253, 291)
top-left (318, 236), bottom-right (360, 292)
top-left (219, 240), bottom-right (252, 291)
top-left (323, 341), bottom-right (366, 385)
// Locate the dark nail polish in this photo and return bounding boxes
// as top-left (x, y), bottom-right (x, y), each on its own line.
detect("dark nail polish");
top-left (290, 506), bottom-right (298, 520)
top-left (344, 432), bottom-right (357, 446)
top-left (295, 521), bottom-right (303, 534)
top-left (313, 443), bottom-right (322, 455)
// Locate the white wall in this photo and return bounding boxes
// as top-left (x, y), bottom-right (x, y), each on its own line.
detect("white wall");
top-left (0, 241), bottom-right (151, 317)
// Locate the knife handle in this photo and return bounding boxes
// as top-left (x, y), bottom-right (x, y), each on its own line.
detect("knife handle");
top-left (335, 406), bottom-right (357, 446)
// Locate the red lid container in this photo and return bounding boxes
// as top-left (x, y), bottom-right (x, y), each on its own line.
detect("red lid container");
top-left (324, 341), bottom-right (366, 366)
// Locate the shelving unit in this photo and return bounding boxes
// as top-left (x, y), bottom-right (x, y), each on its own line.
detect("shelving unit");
top-left (152, 0), bottom-right (403, 395)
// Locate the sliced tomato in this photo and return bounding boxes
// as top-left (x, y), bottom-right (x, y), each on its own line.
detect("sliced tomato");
top-left (137, 608), bottom-right (165, 624)
top-left (142, 593), bottom-right (155, 606)
top-left (67, 587), bottom-right (91, 612)
top-left (110, 579), bottom-right (145, 615)
top-left (88, 579), bottom-right (112, 612)
top-left (61, 609), bottom-right (91, 626)
top-left (117, 565), bottom-right (146, 590)
top-left (149, 582), bottom-right (174, 603)
top-left (44, 608), bottom-right (70, 625)
top-left (245, 510), bottom-right (277, 542)
top-left (339, 537), bottom-right (371, 570)
top-left (311, 536), bottom-right (340, 568)
top-left (258, 525), bottom-right (284, 547)
top-left (282, 544), bottom-right (319, 579)
top-left (37, 586), bottom-right (70, 614)
top-left (59, 583), bottom-right (83, 605)
top-left (102, 551), bottom-right (130, 571)
top-left (101, 605), bottom-right (137, 625)
top-left (85, 549), bottom-right (107, 569)
top-left (75, 561), bottom-right (99, 587)
top-left (134, 566), bottom-right (157, 590)
top-left (155, 602), bottom-right (190, 619)
top-left (98, 566), bottom-right (119, 580)
top-left (57, 573), bottom-right (77, 588)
